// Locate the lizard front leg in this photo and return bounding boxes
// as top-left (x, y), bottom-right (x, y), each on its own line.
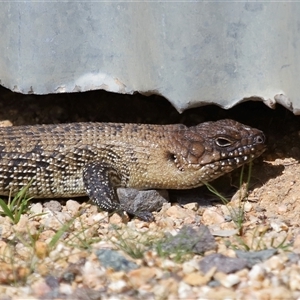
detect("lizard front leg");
top-left (82, 162), bottom-right (154, 222)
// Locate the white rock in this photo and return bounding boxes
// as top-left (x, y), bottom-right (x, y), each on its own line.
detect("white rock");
top-left (244, 201), bottom-right (252, 212)
top-left (59, 283), bottom-right (73, 295)
top-left (108, 280), bottom-right (128, 293)
top-left (270, 220), bottom-right (289, 232)
top-left (178, 281), bottom-right (192, 299)
top-left (66, 200), bottom-right (81, 215)
top-left (182, 260), bottom-right (199, 274)
top-left (30, 203), bottom-right (43, 214)
top-left (248, 265), bottom-right (266, 281)
top-left (220, 274), bottom-right (240, 288)
top-left (289, 269), bottom-right (300, 291)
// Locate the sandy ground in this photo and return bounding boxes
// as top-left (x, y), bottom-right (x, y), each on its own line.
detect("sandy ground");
top-left (1, 85), bottom-right (300, 232)
top-left (0, 86), bottom-right (300, 298)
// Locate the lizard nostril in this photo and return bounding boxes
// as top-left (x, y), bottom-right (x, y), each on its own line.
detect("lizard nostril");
top-left (254, 134), bottom-right (265, 144)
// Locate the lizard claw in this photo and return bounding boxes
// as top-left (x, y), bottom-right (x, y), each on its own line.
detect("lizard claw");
top-left (123, 209), bottom-right (154, 222)
top-left (118, 204), bottom-right (154, 222)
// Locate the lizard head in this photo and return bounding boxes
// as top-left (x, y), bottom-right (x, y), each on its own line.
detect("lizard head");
top-left (170, 119), bottom-right (266, 185)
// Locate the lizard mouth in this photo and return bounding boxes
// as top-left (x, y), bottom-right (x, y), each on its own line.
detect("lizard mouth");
top-left (200, 141), bottom-right (266, 182)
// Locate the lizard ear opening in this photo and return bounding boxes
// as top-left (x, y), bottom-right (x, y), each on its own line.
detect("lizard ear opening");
top-left (166, 152), bottom-right (186, 172)
top-left (167, 152), bottom-right (177, 162)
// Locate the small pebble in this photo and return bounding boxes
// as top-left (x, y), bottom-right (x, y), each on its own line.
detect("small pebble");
top-left (66, 200), bottom-right (81, 215)
top-left (214, 272), bottom-right (240, 288)
top-left (183, 272), bottom-right (209, 286)
top-left (108, 280), bottom-right (128, 293)
top-left (277, 204), bottom-right (288, 214)
top-left (202, 208), bottom-right (225, 225)
top-left (248, 265), bottom-right (266, 282)
top-left (30, 203), bottom-right (43, 215)
top-left (270, 220), bottom-right (289, 232)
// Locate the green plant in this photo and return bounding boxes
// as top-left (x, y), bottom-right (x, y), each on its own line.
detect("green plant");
top-left (204, 164), bottom-right (252, 235)
top-left (0, 182), bottom-right (33, 224)
top-left (155, 240), bottom-right (193, 263)
top-left (109, 225), bottom-right (164, 260)
top-left (204, 164), bottom-right (292, 252)
top-left (52, 214), bottom-right (102, 250)
top-left (227, 226), bottom-right (292, 252)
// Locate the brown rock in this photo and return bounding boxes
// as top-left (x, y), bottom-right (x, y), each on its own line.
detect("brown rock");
top-left (166, 205), bottom-right (188, 219)
top-left (202, 208), bottom-right (225, 225)
top-left (183, 272), bottom-right (209, 286)
top-left (127, 267), bottom-right (157, 288)
top-left (35, 241), bottom-right (49, 259)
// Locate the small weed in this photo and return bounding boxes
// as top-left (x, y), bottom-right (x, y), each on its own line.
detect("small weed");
top-left (0, 206), bottom-right (106, 285)
top-left (204, 164), bottom-right (252, 235)
top-left (110, 225), bottom-right (155, 259)
top-left (0, 228), bottom-right (40, 286)
top-left (228, 226), bottom-right (292, 252)
top-left (155, 240), bottom-right (193, 263)
top-left (203, 164), bottom-right (291, 252)
top-left (0, 181), bottom-right (33, 224)
top-left (110, 225), bottom-right (193, 263)
top-left (270, 235), bottom-right (292, 251)
top-left (58, 214), bottom-right (102, 251)
top-left (48, 217), bottom-right (77, 248)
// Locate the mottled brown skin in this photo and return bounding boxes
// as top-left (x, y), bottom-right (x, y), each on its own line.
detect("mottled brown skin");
top-left (0, 119), bottom-right (266, 221)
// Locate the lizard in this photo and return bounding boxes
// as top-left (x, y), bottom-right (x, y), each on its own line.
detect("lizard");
top-left (0, 119), bottom-right (265, 221)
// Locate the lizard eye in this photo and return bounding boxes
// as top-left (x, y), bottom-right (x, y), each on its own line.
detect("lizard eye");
top-left (215, 137), bottom-right (233, 147)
